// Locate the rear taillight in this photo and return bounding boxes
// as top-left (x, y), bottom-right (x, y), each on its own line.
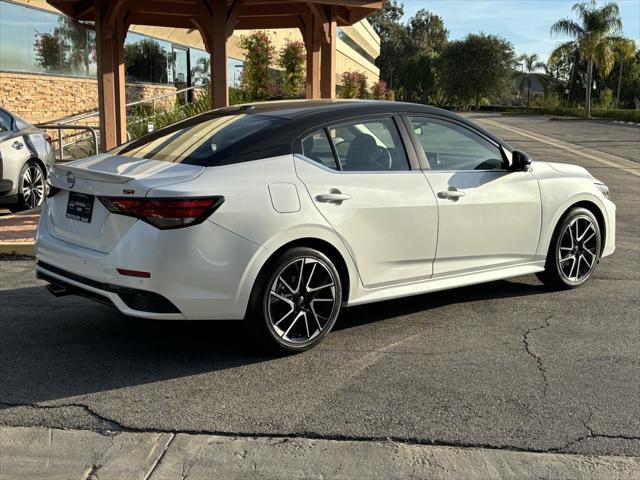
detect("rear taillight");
top-left (43, 133), bottom-right (53, 145)
top-left (99, 196), bottom-right (224, 229)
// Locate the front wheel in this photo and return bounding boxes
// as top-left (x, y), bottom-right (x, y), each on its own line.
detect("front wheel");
top-left (537, 207), bottom-right (601, 290)
top-left (10, 160), bottom-right (46, 212)
top-left (247, 247), bottom-right (342, 353)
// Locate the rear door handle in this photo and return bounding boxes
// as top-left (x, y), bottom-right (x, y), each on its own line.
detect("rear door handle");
top-left (437, 189), bottom-right (465, 200)
top-left (12, 141), bottom-right (24, 150)
top-left (316, 190), bottom-right (351, 204)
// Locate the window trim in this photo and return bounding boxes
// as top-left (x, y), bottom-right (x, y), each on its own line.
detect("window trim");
top-left (296, 114), bottom-right (420, 174)
top-left (402, 114), bottom-right (511, 172)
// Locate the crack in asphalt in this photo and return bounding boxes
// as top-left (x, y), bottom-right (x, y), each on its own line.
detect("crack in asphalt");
top-left (522, 315), bottom-right (553, 397)
top-left (2, 399), bottom-right (639, 456)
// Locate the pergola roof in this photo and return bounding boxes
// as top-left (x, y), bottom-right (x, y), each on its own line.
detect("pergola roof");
top-left (47, 1), bottom-right (384, 30)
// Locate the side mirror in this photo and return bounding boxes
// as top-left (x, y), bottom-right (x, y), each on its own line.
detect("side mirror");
top-left (511, 150), bottom-right (532, 171)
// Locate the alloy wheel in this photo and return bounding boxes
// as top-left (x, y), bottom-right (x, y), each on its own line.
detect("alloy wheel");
top-left (557, 216), bottom-right (598, 283)
top-left (266, 257), bottom-right (338, 344)
top-left (21, 164), bottom-right (45, 209)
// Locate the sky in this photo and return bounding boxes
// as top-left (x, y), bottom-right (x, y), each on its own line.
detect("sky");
top-left (399, 0), bottom-right (640, 61)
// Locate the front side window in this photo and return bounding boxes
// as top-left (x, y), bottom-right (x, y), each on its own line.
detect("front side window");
top-left (329, 118), bottom-right (409, 172)
top-left (408, 117), bottom-right (506, 171)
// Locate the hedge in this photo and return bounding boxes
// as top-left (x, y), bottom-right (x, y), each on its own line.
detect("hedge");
top-left (477, 105), bottom-right (640, 123)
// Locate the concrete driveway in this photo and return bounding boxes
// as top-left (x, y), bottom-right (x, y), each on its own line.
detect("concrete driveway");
top-left (1, 115), bottom-right (638, 462)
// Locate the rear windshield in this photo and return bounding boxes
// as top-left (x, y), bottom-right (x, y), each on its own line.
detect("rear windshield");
top-left (112, 113), bottom-right (286, 166)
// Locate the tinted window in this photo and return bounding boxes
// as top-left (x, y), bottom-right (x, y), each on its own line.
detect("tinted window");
top-left (0, 110), bottom-right (13, 132)
top-left (302, 130), bottom-right (339, 170)
top-left (409, 117), bottom-right (505, 171)
top-left (328, 118), bottom-right (409, 172)
top-left (113, 114), bottom-right (286, 165)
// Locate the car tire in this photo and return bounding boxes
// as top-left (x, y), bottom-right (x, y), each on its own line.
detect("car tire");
top-left (247, 247), bottom-right (342, 353)
top-left (537, 207), bottom-right (601, 290)
top-left (10, 160), bottom-right (46, 212)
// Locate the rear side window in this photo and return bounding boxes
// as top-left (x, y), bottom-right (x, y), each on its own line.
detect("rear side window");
top-left (330, 118), bottom-right (409, 172)
top-left (302, 130), bottom-right (339, 170)
top-left (0, 110), bottom-right (13, 132)
top-left (113, 114), bottom-right (286, 165)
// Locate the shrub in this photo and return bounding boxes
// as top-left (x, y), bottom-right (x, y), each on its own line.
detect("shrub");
top-left (370, 80), bottom-right (388, 100)
top-left (357, 72), bottom-right (369, 99)
top-left (278, 40), bottom-right (306, 98)
top-left (238, 31), bottom-right (275, 101)
top-left (341, 71), bottom-right (361, 98)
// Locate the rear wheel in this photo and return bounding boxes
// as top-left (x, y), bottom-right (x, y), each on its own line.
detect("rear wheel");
top-left (10, 160), bottom-right (46, 212)
top-left (537, 207), bottom-right (601, 290)
top-left (247, 247), bottom-right (342, 353)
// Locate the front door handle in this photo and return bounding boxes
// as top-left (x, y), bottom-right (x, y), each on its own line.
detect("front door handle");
top-left (12, 141), bottom-right (24, 150)
top-left (437, 189), bottom-right (465, 200)
top-left (316, 190), bottom-right (351, 204)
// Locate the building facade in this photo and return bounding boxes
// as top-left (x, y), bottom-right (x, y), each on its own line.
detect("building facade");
top-left (0, 0), bottom-right (380, 124)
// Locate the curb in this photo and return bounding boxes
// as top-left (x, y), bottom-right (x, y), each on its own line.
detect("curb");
top-left (0, 241), bottom-right (35, 256)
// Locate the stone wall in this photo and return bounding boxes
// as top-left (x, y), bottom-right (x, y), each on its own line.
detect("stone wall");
top-left (0, 72), bottom-right (177, 124)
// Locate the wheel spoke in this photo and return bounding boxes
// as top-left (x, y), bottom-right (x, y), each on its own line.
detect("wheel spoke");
top-left (568, 256), bottom-right (577, 280)
top-left (282, 311), bottom-right (305, 340)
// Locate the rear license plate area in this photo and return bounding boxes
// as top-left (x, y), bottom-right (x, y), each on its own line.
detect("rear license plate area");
top-left (66, 192), bottom-right (94, 223)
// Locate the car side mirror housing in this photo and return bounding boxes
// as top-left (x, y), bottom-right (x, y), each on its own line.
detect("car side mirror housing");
top-left (510, 150), bottom-right (532, 171)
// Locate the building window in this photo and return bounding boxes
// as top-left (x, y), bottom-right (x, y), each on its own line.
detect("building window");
top-left (0, 0), bottom-right (97, 77)
top-left (337, 28), bottom-right (376, 65)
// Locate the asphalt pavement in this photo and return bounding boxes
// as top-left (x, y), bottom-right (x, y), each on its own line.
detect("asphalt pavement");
top-left (0, 115), bottom-right (638, 464)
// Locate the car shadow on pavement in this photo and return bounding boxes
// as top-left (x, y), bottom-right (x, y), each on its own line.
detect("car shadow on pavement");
top-left (0, 278), bottom-right (547, 406)
top-left (334, 277), bottom-right (548, 331)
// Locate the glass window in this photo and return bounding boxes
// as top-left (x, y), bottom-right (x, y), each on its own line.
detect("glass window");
top-left (408, 117), bottom-right (506, 171)
top-left (0, 1), bottom-right (96, 77)
top-left (302, 131), bottom-right (339, 170)
top-left (125, 32), bottom-right (173, 84)
top-left (190, 48), bottom-right (210, 86)
top-left (0, 110), bottom-right (13, 132)
top-left (113, 114), bottom-right (286, 166)
top-left (328, 118), bottom-right (409, 172)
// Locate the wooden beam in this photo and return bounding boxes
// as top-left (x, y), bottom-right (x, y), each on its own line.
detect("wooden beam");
top-left (320, 6), bottom-right (336, 99)
top-left (306, 2), bottom-right (330, 44)
top-left (226, 0), bottom-right (245, 37)
top-left (211, 0), bottom-right (228, 108)
top-left (301, 14), bottom-right (321, 99)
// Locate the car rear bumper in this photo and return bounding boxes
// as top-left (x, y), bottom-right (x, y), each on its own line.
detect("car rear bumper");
top-left (35, 205), bottom-right (266, 320)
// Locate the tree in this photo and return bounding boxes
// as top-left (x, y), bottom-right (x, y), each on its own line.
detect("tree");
top-left (238, 31), bottom-right (275, 101)
top-left (341, 71), bottom-right (362, 98)
top-left (125, 38), bottom-right (172, 84)
top-left (517, 53), bottom-right (547, 107)
top-left (369, 1), bottom-right (407, 91)
top-left (439, 33), bottom-right (516, 109)
top-left (550, 0), bottom-right (623, 117)
top-left (33, 17), bottom-right (95, 75)
top-left (370, 80), bottom-right (388, 100)
top-left (612, 37), bottom-right (636, 107)
top-left (277, 40), bottom-right (306, 98)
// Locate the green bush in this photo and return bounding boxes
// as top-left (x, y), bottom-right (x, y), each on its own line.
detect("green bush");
top-left (478, 105), bottom-right (640, 122)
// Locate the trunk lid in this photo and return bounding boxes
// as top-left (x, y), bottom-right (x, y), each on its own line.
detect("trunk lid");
top-left (45, 155), bottom-right (205, 252)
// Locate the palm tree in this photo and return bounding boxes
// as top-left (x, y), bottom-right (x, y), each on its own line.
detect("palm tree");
top-left (612, 38), bottom-right (636, 107)
top-left (517, 53), bottom-right (547, 107)
top-left (550, 0), bottom-right (623, 117)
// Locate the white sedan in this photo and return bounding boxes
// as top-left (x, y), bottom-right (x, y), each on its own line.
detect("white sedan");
top-left (35, 100), bottom-right (615, 352)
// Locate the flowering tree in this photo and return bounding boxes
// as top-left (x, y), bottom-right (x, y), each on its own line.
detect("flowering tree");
top-left (371, 80), bottom-right (388, 100)
top-left (278, 40), bottom-right (306, 98)
top-left (239, 31), bottom-right (275, 101)
top-left (341, 71), bottom-right (362, 98)
top-left (357, 72), bottom-right (370, 99)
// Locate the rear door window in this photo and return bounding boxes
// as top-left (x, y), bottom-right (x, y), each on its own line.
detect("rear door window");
top-left (113, 113), bottom-right (286, 165)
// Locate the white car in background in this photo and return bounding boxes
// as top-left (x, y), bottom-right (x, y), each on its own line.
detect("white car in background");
top-left (35, 100), bottom-right (615, 352)
top-left (0, 107), bottom-right (55, 211)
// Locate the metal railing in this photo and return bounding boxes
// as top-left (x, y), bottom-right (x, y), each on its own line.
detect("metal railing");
top-left (36, 124), bottom-right (99, 161)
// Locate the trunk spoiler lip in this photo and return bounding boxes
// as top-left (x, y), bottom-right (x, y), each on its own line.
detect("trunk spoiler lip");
top-left (52, 163), bottom-right (135, 184)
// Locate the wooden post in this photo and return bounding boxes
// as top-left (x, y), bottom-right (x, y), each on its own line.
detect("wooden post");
top-left (320, 7), bottom-right (336, 100)
top-left (95, 0), bottom-right (127, 151)
top-left (303, 15), bottom-right (321, 99)
top-left (211, 0), bottom-right (229, 109)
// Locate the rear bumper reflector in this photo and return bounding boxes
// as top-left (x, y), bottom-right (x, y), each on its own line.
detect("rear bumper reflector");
top-left (117, 268), bottom-right (151, 278)
top-left (37, 261), bottom-right (180, 314)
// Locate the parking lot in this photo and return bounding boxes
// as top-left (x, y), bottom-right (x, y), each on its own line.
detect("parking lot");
top-left (0, 115), bottom-right (638, 459)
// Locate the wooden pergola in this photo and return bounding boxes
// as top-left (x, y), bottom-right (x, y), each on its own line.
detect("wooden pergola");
top-left (46, 0), bottom-right (384, 150)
